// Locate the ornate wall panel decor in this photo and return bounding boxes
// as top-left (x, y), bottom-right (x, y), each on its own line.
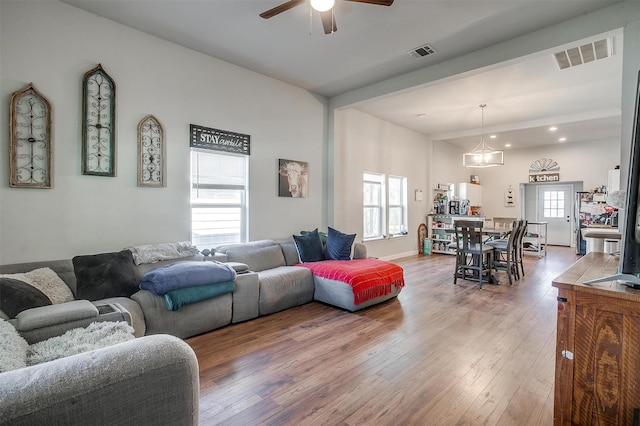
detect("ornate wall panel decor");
top-left (137, 115), bottom-right (166, 187)
top-left (9, 83), bottom-right (53, 188)
top-left (82, 64), bottom-right (116, 176)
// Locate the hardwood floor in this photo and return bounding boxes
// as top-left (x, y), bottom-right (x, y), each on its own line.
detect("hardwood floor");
top-left (186, 246), bottom-right (582, 425)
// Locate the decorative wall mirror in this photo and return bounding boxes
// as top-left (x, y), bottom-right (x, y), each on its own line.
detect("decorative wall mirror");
top-left (82, 64), bottom-right (116, 176)
top-left (9, 83), bottom-right (53, 188)
top-left (137, 114), bottom-right (166, 187)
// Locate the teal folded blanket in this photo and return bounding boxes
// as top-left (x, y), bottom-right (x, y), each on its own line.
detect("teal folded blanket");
top-left (164, 281), bottom-right (235, 311)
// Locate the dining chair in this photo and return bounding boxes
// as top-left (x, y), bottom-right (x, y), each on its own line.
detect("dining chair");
top-left (450, 220), bottom-right (494, 288)
top-left (515, 219), bottom-right (528, 278)
top-left (486, 219), bottom-right (521, 285)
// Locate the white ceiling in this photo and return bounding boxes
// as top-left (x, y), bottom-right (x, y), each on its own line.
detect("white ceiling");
top-left (62, 0), bottom-right (626, 151)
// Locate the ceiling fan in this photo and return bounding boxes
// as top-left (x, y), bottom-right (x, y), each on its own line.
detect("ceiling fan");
top-left (260, 0), bottom-right (394, 35)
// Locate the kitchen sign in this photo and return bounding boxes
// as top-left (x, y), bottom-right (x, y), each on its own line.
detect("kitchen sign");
top-left (529, 157), bottom-right (560, 183)
top-left (190, 124), bottom-right (250, 155)
top-left (529, 173), bottom-right (560, 183)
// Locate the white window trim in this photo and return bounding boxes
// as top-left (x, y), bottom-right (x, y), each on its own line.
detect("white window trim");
top-left (363, 172), bottom-right (386, 241)
top-left (363, 172), bottom-right (408, 241)
top-left (388, 175), bottom-right (408, 238)
top-left (190, 149), bottom-right (249, 248)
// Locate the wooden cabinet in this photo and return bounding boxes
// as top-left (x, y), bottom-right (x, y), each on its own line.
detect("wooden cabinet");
top-left (552, 253), bottom-right (640, 425)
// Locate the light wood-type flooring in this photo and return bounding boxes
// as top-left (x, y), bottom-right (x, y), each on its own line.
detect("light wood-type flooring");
top-left (186, 246), bottom-right (582, 425)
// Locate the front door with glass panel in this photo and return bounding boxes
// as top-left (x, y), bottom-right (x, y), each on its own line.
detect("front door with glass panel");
top-left (537, 185), bottom-right (572, 246)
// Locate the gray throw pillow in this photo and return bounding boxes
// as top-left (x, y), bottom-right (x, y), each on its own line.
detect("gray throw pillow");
top-left (0, 277), bottom-right (52, 318)
top-left (73, 250), bottom-right (138, 301)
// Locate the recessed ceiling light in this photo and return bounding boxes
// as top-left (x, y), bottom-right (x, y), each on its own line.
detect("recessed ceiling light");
top-left (505, 143), bottom-right (512, 148)
top-left (559, 137), bottom-right (567, 142)
top-left (490, 135), bottom-right (497, 139)
top-left (549, 126), bottom-right (558, 132)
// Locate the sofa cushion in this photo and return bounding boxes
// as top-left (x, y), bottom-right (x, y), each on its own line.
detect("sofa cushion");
top-left (275, 237), bottom-right (301, 266)
top-left (73, 250), bottom-right (139, 301)
top-left (325, 227), bottom-right (356, 261)
top-left (0, 277), bottom-right (52, 318)
top-left (13, 300), bottom-right (99, 332)
top-left (0, 318), bottom-right (28, 372)
top-left (0, 268), bottom-right (74, 305)
top-left (293, 229), bottom-right (325, 262)
top-left (225, 244), bottom-right (286, 272)
top-left (257, 266), bottom-right (314, 315)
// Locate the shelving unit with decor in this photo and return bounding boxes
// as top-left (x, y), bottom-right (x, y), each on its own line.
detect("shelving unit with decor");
top-left (432, 183), bottom-right (453, 215)
top-left (523, 221), bottom-right (547, 257)
top-left (427, 214), bottom-right (483, 255)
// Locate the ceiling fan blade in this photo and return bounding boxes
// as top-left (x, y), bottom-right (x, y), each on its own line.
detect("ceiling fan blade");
top-left (260, 0), bottom-right (305, 19)
top-left (320, 10), bottom-right (337, 34)
top-left (343, 0), bottom-right (394, 5)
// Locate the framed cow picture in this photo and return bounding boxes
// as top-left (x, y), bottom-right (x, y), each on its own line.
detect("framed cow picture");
top-left (278, 159), bottom-right (308, 198)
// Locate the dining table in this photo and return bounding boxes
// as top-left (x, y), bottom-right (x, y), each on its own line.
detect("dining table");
top-left (482, 228), bottom-right (509, 242)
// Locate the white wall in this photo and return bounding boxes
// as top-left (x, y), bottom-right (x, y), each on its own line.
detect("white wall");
top-left (334, 108), bottom-right (430, 259)
top-left (0, 1), bottom-right (326, 263)
top-left (475, 138), bottom-right (620, 220)
top-left (431, 142), bottom-right (468, 190)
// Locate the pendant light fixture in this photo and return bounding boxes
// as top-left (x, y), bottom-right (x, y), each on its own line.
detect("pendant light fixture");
top-left (463, 104), bottom-right (504, 168)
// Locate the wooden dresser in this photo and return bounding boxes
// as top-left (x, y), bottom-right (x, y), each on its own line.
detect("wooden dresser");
top-left (553, 252), bottom-right (640, 425)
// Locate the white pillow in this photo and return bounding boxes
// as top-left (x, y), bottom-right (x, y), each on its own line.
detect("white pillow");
top-left (0, 319), bottom-right (28, 372)
top-left (0, 268), bottom-right (74, 304)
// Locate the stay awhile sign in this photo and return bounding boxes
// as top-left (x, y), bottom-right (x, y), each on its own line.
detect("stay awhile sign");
top-left (190, 124), bottom-right (250, 155)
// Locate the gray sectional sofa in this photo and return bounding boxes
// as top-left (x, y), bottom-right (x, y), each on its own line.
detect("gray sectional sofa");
top-left (0, 235), bottom-right (400, 342)
top-left (0, 236), bottom-right (403, 425)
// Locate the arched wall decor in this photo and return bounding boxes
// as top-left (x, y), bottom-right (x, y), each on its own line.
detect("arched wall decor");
top-left (9, 83), bottom-right (53, 188)
top-left (82, 64), bottom-right (116, 176)
top-left (137, 114), bottom-right (166, 187)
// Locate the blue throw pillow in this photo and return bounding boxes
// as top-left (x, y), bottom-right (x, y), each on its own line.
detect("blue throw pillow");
top-left (325, 227), bottom-right (356, 260)
top-left (293, 229), bottom-right (325, 262)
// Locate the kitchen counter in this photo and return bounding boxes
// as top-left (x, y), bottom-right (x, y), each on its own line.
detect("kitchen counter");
top-left (581, 226), bottom-right (621, 253)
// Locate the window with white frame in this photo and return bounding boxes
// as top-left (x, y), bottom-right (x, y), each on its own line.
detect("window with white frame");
top-left (363, 172), bottom-right (408, 240)
top-left (190, 149), bottom-right (248, 248)
top-left (543, 190), bottom-right (565, 218)
top-left (363, 172), bottom-right (385, 239)
top-left (388, 175), bottom-right (408, 236)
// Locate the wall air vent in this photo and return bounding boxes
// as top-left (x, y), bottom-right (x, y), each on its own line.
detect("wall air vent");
top-left (407, 43), bottom-right (437, 59)
top-left (553, 38), bottom-right (612, 70)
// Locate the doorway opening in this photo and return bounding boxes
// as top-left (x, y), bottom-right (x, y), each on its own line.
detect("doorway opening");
top-left (521, 181), bottom-right (584, 247)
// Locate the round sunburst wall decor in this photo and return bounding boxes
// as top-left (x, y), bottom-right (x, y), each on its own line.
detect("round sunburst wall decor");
top-left (529, 158), bottom-right (560, 173)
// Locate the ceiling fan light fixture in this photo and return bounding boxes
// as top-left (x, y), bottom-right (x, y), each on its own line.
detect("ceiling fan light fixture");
top-left (463, 104), bottom-right (504, 168)
top-left (310, 0), bottom-right (334, 12)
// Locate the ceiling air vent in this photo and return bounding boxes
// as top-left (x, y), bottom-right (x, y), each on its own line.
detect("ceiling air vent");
top-left (553, 38), bottom-right (612, 70)
top-left (407, 43), bottom-right (437, 59)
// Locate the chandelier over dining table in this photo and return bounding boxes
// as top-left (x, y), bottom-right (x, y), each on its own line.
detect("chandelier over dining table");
top-left (463, 104), bottom-right (504, 168)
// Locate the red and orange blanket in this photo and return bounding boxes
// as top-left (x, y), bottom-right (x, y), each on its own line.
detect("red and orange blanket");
top-left (297, 258), bottom-right (404, 305)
